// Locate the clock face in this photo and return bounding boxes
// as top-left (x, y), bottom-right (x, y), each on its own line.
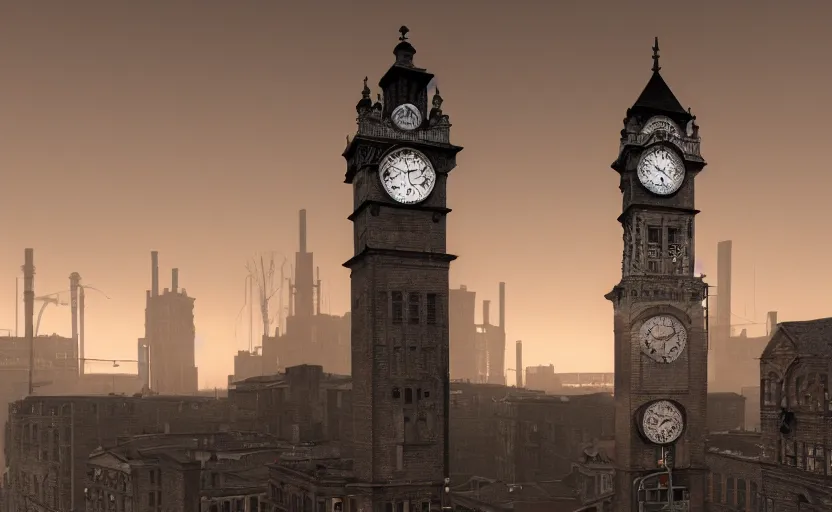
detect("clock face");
top-left (378, 148), bottom-right (436, 204)
top-left (639, 315), bottom-right (688, 363)
top-left (637, 146), bottom-right (685, 196)
top-left (391, 103), bottom-right (423, 131)
top-left (640, 116), bottom-right (681, 138)
top-left (642, 400), bottom-right (685, 445)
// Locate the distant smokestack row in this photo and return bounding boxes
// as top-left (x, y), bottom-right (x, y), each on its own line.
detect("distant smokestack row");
top-left (499, 282), bottom-right (506, 330)
top-left (483, 300), bottom-right (491, 326)
top-left (151, 251), bottom-right (159, 297)
top-left (299, 209), bottom-right (307, 254)
top-left (172, 268), bottom-right (179, 293)
top-left (516, 340), bottom-right (523, 388)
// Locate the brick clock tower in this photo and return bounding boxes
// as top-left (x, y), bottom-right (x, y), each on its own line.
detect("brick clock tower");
top-left (342, 27), bottom-right (462, 512)
top-left (605, 39), bottom-right (708, 512)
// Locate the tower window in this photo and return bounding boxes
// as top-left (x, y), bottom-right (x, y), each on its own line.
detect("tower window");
top-left (405, 388), bottom-right (413, 404)
top-left (647, 226), bottom-right (662, 273)
top-left (667, 227), bottom-right (680, 244)
top-left (392, 292), bottom-right (403, 324)
top-left (408, 292), bottom-right (420, 324)
top-left (426, 294), bottom-right (437, 324)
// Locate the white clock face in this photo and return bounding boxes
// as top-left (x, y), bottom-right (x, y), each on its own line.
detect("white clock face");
top-left (639, 315), bottom-right (687, 363)
top-left (378, 148), bottom-right (436, 204)
top-left (642, 400), bottom-right (684, 445)
top-left (391, 103), bottom-right (423, 131)
top-left (637, 146), bottom-right (685, 196)
top-left (640, 116), bottom-right (681, 138)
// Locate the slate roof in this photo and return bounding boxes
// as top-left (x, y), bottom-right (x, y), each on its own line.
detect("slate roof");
top-left (765, 317), bottom-right (832, 358)
top-left (632, 72), bottom-right (688, 115)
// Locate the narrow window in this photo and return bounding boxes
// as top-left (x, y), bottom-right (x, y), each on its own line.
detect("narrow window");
top-left (404, 388), bottom-right (413, 404)
top-left (408, 292), bottom-right (420, 324)
top-left (713, 473), bottom-right (722, 503)
top-left (426, 294), bottom-right (437, 324)
top-left (396, 445), bottom-right (403, 471)
top-left (737, 479), bottom-right (746, 509)
top-left (647, 226), bottom-right (662, 273)
top-left (392, 292), bottom-right (403, 324)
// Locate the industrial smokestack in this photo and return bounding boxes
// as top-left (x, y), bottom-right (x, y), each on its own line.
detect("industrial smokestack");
top-left (516, 340), bottom-right (523, 388)
top-left (79, 286), bottom-right (85, 376)
top-left (483, 300), bottom-right (491, 326)
top-left (299, 209), bottom-right (307, 254)
top-left (766, 311), bottom-right (778, 336)
top-left (499, 282), bottom-right (506, 330)
top-left (716, 241), bottom-right (732, 338)
top-left (23, 249), bottom-right (35, 395)
top-left (69, 273), bottom-right (81, 366)
top-left (172, 268), bottom-right (179, 293)
top-left (151, 251), bottom-right (159, 297)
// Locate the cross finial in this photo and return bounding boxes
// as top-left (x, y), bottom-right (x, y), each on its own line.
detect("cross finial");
top-left (399, 26), bottom-right (410, 42)
top-left (652, 37), bottom-right (661, 73)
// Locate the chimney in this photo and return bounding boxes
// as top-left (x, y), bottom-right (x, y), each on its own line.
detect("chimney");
top-left (23, 249), bottom-right (35, 395)
top-left (151, 251), bottom-right (159, 297)
top-left (172, 268), bottom-right (179, 293)
top-left (299, 209), bottom-right (307, 254)
top-left (766, 311), bottom-right (779, 337)
top-left (716, 241), bottom-right (732, 339)
top-left (516, 340), bottom-right (523, 388)
top-left (483, 300), bottom-right (491, 326)
top-left (499, 282), bottom-right (506, 331)
top-left (69, 273), bottom-right (81, 359)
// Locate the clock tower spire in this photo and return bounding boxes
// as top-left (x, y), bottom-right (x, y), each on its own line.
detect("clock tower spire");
top-left (606, 39), bottom-right (708, 512)
top-left (343, 28), bottom-right (462, 512)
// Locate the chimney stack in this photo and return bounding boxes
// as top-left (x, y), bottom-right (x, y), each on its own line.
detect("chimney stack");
top-left (716, 241), bottom-right (732, 339)
top-left (69, 273), bottom-right (81, 360)
top-left (499, 282), bottom-right (506, 331)
top-left (172, 268), bottom-right (179, 293)
top-left (23, 249), bottom-right (35, 395)
top-left (483, 300), bottom-right (491, 326)
top-left (766, 311), bottom-right (779, 336)
top-left (151, 251), bottom-right (159, 297)
top-left (299, 209), bottom-right (307, 254)
top-left (516, 340), bottom-right (523, 388)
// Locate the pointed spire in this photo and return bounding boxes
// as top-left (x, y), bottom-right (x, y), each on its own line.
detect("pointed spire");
top-left (355, 76), bottom-right (372, 113)
top-left (652, 37), bottom-right (661, 74)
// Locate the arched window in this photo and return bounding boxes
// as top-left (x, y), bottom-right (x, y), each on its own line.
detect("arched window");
top-left (764, 373), bottom-right (780, 406)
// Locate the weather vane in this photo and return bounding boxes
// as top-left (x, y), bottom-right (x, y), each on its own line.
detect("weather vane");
top-left (399, 26), bottom-right (409, 42)
top-left (652, 37), bottom-right (661, 73)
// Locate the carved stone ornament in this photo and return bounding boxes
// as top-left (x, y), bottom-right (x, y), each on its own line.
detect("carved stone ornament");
top-left (349, 145), bottom-right (384, 172)
top-left (622, 221), bottom-right (633, 274)
top-left (631, 215), bottom-right (644, 274)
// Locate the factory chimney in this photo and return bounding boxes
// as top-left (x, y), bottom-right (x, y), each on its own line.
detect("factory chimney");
top-left (172, 268), bottom-right (179, 293)
top-left (499, 282), bottom-right (506, 331)
top-left (482, 300), bottom-right (491, 326)
top-left (516, 340), bottom-right (523, 388)
top-left (716, 241), bottom-right (732, 339)
top-left (294, 209), bottom-right (315, 317)
top-left (151, 251), bottom-right (159, 297)
top-left (23, 249), bottom-right (35, 395)
top-left (766, 311), bottom-right (779, 337)
top-left (69, 273), bottom-right (81, 371)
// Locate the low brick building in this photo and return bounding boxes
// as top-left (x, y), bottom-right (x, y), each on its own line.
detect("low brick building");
top-left (3, 394), bottom-right (229, 512)
top-left (705, 432), bottom-right (764, 511)
top-left (759, 318), bottom-right (832, 510)
top-left (707, 392), bottom-right (746, 433)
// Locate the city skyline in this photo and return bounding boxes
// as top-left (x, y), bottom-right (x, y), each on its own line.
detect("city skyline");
top-left (2, 1), bottom-right (831, 388)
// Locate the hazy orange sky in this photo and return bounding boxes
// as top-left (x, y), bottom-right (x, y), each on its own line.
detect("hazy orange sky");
top-left (2, 1), bottom-right (831, 388)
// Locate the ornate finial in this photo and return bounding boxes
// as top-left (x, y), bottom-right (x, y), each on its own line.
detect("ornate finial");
top-left (652, 37), bottom-right (661, 73)
top-left (361, 76), bottom-right (370, 99)
top-left (432, 87), bottom-right (443, 109)
top-left (399, 26), bottom-right (410, 42)
top-left (687, 107), bottom-right (696, 120)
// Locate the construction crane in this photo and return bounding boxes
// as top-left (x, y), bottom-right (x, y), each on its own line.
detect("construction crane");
top-left (34, 293), bottom-right (68, 337)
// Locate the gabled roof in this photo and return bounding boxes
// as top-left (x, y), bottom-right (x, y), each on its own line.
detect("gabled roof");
top-left (761, 317), bottom-right (832, 360)
top-left (632, 72), bottom-right (688, 115)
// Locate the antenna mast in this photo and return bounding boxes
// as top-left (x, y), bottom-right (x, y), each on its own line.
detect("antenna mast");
top-left (246, 252), bottom-right (286, 349)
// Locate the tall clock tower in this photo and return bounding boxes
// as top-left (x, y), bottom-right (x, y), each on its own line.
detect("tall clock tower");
top-left (342, 27), bottom-right (463, 512)
top-left (606, 39), bottom-right (708, 512)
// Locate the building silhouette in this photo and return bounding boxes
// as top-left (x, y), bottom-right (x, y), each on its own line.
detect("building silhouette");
top-left (142, 251), bottom-right (198, 394)
top-left (605, 38), bottom-right (708, 512)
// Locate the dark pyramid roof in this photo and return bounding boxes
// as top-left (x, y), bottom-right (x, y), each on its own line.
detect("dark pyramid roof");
top-left (632, 71), bottom-right (688, 115)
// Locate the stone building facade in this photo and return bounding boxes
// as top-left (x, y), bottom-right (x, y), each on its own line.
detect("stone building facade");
top-left (759, 318), bottom-right (832, 511)
top-left (705, 432), bottom-right (764, 512)
top-left (3, 394), bottom-right (229, 512)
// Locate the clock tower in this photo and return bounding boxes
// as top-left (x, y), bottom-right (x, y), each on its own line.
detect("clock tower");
top-left (605, 39), bottom-right (708, 512)
top-left (342, 27), bottom-right (462, 512)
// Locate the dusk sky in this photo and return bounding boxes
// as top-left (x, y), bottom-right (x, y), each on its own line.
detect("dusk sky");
top-left (2, 1), bottom-right (831, 388)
